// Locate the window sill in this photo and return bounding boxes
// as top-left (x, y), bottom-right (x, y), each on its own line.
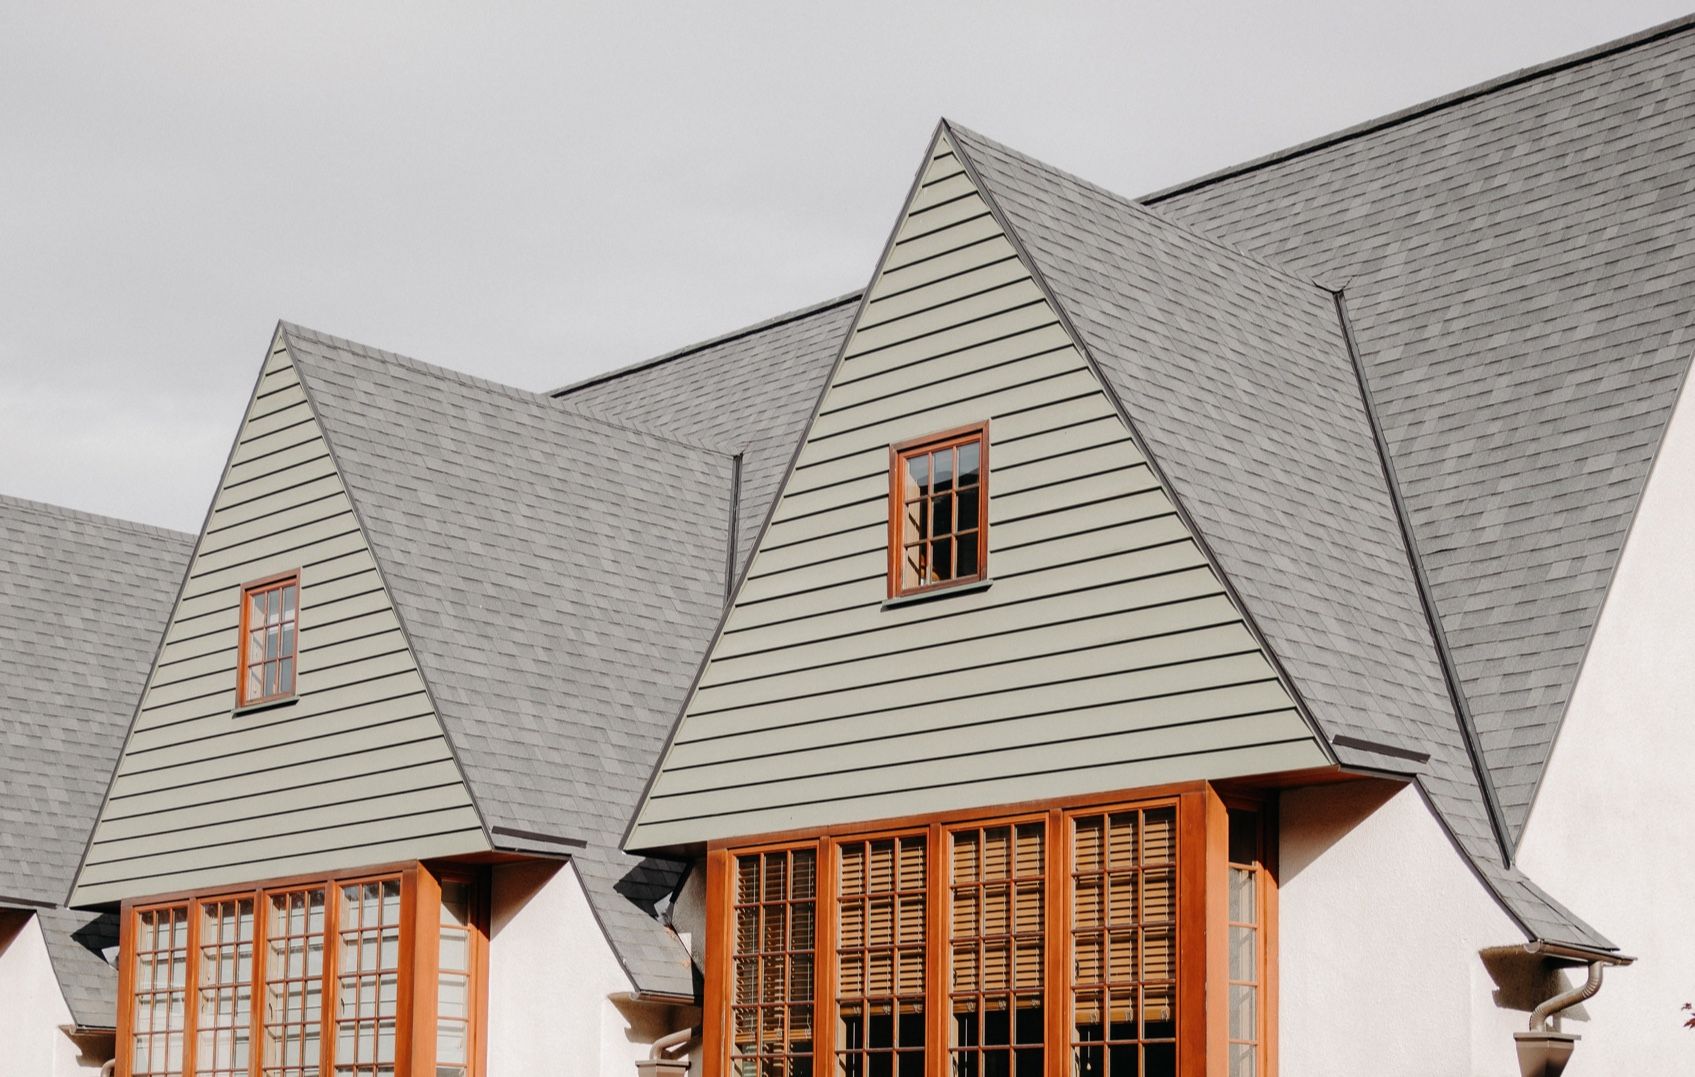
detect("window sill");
top-left (882, 577), bottom-right (993, 610)
top-left (232, 696), bottom-right (298, 717)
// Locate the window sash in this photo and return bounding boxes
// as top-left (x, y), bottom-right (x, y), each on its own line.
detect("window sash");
top-left (236, 572), bottom-right (300, 708)
top-left (888, 424), bottom-right (990, 598)
top-left (708, 784), bottom-right (1268, 1077)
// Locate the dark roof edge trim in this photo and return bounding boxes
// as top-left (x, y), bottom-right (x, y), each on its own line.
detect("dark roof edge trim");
top-left (622, 120), bottom-right (954, 854)
top-left (942, 119), bottom-right (1339, 771)
top-left (551, 291), bottom-right (864, 398)
top-left (1330, 735), bottom-right (1429, 765)
top-left (1142, 12), bottom-right (1695, 206)
top-left (282, 326), bottom-right (498, 852)
top-left (1329, 289), bottom-right (1514, 865)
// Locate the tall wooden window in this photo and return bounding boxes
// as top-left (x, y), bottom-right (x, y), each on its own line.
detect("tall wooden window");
top-left (890, 424), bottom-right (988, 597)
top-left (1070, 808), bottom-right (1177, 1077)
top-left (835, 835), bottom-right (926, 1076)
top-left (949, 822), bottom-right (1044, 1075)
top-left (238, 572), bottom-right (300, 707)
top-left (710, 786), bottom-right (1270, 1077)
top-left (120, 865), bottom-right (485, 1077)
top-left (732, 848), bottom-right (817, 1075)
top-left (1225, 809), bottom-right (1267, 1077)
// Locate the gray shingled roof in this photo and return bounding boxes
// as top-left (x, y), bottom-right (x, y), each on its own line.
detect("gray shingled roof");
top-left (0, 495), bottom-right (192, 1025)
top-left (1145, 14), bottom-right (1695, 841)
top-left (283, 324), bottom-right (742, 997)
top-left (555, 293), bottom-right (860, 571)
top-left (946, 122), bottom-right (1611, 950)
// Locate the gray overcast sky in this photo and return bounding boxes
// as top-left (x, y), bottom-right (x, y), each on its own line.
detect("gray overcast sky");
top-left (3, 1), bottom-right (1688, 532)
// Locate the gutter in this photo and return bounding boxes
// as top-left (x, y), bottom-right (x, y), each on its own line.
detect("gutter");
top-left (1512, 944), bottom-right (1634, 1077)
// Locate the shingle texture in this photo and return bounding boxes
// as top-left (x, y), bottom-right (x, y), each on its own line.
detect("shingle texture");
top-left (1146, 18), bottom-right (1695, 840)
top-left (556, 294), bottom-right (859, 571)
top-left (947, 124), bottom-right (1610, 950)
top-left (0, 496), bottom-right (191, 1023)
top-left (283, 324), bottom-right (739, 997)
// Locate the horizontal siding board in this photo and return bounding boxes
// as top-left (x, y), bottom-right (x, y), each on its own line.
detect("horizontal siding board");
top-left (630, 138), bottom-right (1324, 848)
top-left (904, 170), bottom-right (976, 214)
top-left (90, 784), bottom-right (475, 860)
top-left (208, 472), bottom-right (345, 530)
top-left (196, 499), bottom-right (354, 559)
top-left (633, 741), bottom-right (1330, 849)
top-left (224, 442), bottom-right (331, 485)
top-left (188, 513), bottom-right (360, 579)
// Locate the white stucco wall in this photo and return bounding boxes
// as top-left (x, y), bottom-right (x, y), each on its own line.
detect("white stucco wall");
top-left (1278, 781), bottom-right (1528, 1076)
top-left (486, 860), bottom-right (695, 1077)
top-left (1515, 370), bottom-right (1695, 1072)
top-left (0, 911), bottom-right (102, 1077)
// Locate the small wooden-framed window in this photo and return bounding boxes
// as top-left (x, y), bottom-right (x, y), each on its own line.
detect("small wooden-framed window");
top-left (1223, 805), bottom-right (1274, 1077)
top-left (237, 571), bottom-right (300, 707)
top-left (889, 423), bottom-right (989, 598)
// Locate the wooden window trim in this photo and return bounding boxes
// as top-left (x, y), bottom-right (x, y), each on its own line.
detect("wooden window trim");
top-left (888, 422), bottom-right (990, 599)
top-left (235, 570), bottom-right (301, 709)
top-left (115, 861), bottom-right (487, 1077)
top-left (704, 781), bottom-right (1258, 1077)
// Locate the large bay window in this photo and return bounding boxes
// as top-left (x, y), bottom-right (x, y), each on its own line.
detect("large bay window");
top-left (118, 864), bottom-right (485, 1077)
top-left (707, 784), bottom-right (1273, 1077)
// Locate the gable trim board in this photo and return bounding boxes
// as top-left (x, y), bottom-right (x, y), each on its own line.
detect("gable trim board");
top-left (69, 328), bottom-right (492, 910)
top-left (625, 123), bottom-right (1336, 852)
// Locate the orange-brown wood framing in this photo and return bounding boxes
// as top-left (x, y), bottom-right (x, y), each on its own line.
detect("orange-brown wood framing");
top-left (887, 421), bottom-right (990, 599)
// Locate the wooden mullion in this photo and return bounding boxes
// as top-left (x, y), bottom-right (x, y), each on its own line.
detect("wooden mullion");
top-left (182, 898), bottom-right (200, 1077)
top-left (319, 882), bottom-right (338, 1077)
top-left (397, 866), bottom-right (422, 1077)
top-left (815, 837), bottom-right (836, 1074)
top-left (925, 821), bottom-right (947, 1077)
top-left (704, 848), bottom-right (731, 1077)
top-left (1045, 807), bottom-right (1065, 1077)
top-left (1261, 803), bottom-right (1279, 1077)
top-left (248, 889), bottom-right (266, 1077)
top-left (116, 904), bottom-right (136, 1077)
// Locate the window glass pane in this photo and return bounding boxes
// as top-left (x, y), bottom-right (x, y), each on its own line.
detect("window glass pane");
top-left (930, 496), bottom-right (954, 538)
top-left (932, 449), bottom-right (954, 494)
top-left (1227, 809), bottom-right (1263, 1077)
top-left (905, 455), bottom-right (930, 499)
top-left (957, 490), bottom-right (979, 533)
top-left (956, 534), bottom-right (979, 579)
top-left (929, 538), bottom-right (952, 582)
top-left (957, 441), bottom-right (980, 486)
top-left (264, 888), bottom-right (326, 1077)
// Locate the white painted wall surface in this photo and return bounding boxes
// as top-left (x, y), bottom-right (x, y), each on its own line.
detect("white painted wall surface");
top-left (486, 861), bottom-right (693, 1077)
top-left (1516, 372), bottom-right (1695, 1073)
top-left (1279, 781), bottom-right (1527, 1076)
top-left (0, 912), bottom-right (103, 1077)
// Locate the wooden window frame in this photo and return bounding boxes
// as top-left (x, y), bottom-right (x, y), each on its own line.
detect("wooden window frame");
top-left (704, 781), bottom-right (1275, 1077)
top-left (235, 570), bottom-right (301, 709)
top-left (888, 423), bottom-right (990, 599)
top-left (114, 861), bottom-right (489, 1077)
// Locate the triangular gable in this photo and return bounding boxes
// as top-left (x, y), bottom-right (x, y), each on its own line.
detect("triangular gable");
top-left (71, 329), bottom-right (488, 908)
top-left (625, 129), bottom-right (1333, 852)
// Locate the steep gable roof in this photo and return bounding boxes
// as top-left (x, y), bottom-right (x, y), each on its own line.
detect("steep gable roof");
top-left (282, 324), bottom-right (739, 996)
top-left (1144, 14), bottom-right (1695, 841)
top-left (0, 495), bottom-right (192, 1024)
top-left (944, 122), bottom-right (1612, 949)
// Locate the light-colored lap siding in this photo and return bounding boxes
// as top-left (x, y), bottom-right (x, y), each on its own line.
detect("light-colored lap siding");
top-left (627, 134), bottom-right (1328, 849)
top-left (71, 334), bottom-right (486, 906)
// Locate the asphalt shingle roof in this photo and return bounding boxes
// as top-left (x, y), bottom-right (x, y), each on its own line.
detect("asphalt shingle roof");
top-left (0, 495), bottom-right (191, 1024)
top-left (1145, 14), bottom-right (1695, 841)
top-left (946, 123), bottom-right (1610, 950)
top-left (283, 324), bottom-right (741, 997)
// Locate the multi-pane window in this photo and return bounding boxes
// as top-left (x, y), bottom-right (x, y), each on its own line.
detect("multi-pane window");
top-left (890, 424), bottom-right (988, 597)
top-left (123, 867), bottom-right (485, 1077)
top-left (836, 836), bottom-right (926, 1077)
top-left (132, 906), bottom-right (190, 1077)
top-left (238, 572), bottom-right (300, 707)
top-left (196, 898), bottom-right (255, 1077)
top-left (950, 823), bottom-right (1044, 1076)
top-left (731, 848), bottom-right (817, 1076)
top-left (1226, 810), bottom-right (1265, 1077)
top-left (435, 878), bottom-right (481, 1077)
top-left (713, 789), bottom-right (1269, 1077)
top-left (1070, 808), bottom-right (1177, 1077)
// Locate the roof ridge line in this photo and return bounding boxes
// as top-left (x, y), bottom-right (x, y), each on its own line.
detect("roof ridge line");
top-left (1329, 287), bottom-right (1515, 866)
top-left (0, 493), bottom-right (194, 542)
top-left (941, 117), bottom-right (1342, 771)
top-left (1141, 11), bottom-right (1695, 206)
top-left (945, 121), bottom-right (1333, 296)
top-left (550, 290), bottom-right (864, 398)
top-left (278, 322), bottom-right (735, 460)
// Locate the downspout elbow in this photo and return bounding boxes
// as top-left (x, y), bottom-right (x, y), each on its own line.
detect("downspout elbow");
top-left (649, 1025), bottom-right (698, 1061)
top-left (1529, 960), bottom-right (1604, 1032)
